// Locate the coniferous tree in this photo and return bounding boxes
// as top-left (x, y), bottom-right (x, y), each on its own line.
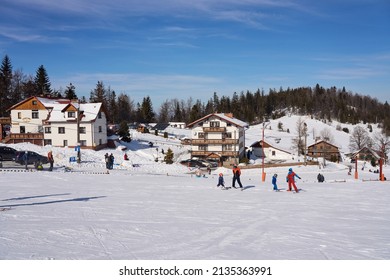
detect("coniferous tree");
top-left (0, 55), bottom-right (13, 116)
top-left (34, 65), bottom-right (52, 95)
top-left (173, 99), bottom-right (182, 122)
top-left (140, 96), bottom-right (155, 123)
top-left (64, 83), bottom-right (77, 100)
top-left (164, 148), bottom-right (174, 164)
top-left (118, 120), bottom-right (131, 142)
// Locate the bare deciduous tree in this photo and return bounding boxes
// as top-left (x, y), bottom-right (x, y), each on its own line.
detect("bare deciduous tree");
top-left (374, 132), bottom-right (390, 164)
top-left (349, 126), bottom-right (371, 152)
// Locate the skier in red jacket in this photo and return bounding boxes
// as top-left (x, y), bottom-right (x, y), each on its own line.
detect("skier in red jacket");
top-left (286, 168), bottom-right (301, 192)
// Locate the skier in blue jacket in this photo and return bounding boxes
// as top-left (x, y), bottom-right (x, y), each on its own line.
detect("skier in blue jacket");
top-left (272, 174), bottom-right (279, 191)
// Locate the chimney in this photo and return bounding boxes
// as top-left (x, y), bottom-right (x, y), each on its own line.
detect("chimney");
top-left (224, 113), bottom-right (233, 118)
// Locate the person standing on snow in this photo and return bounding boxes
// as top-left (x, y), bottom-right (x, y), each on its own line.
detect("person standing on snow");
top-left (286, 168), bottom-right (301, 192)
top-left (272, 174), bottom-right (279, 191)
top-left (47, 150), bottom-right (54, 171)
top-left (232, 164), bottom-right (243, 189)
top-left (217, 173), bottom-right (225, 188)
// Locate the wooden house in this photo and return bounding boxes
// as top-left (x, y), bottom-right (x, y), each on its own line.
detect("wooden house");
top-left (307, 140), bottom-right (340, 162)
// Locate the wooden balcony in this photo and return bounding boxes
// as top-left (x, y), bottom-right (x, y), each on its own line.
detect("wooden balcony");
top-left (191, 150), bottom-right (238, 157)
top-left (191, 138), bottom-right (238, 145)
top-left (5, 133), bottom-right (44, 145)
top-left (203, 127), bottom-right (226, 132)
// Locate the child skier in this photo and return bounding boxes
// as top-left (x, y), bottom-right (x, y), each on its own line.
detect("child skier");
top-left (217, 173), bottom-right (225, 188)
top-left (286, 168), bottom-right (301, 192)
top-left (272, 174), bottom-right (279, 191)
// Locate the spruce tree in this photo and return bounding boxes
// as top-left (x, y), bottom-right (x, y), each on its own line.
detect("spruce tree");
top-left (164, 148), bottom-right (174, 164)
top-left (34, 65), bottom-right (52, 95)
top-left (0, 55), bottom-right (13, 116)
top-left (64, 83), bottom-right (77, 100)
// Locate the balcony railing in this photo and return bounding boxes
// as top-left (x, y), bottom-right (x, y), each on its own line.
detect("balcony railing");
top-left (9, 133), bottom-right (44, 140)
top-left (191, 138), bottom-right (238, 145)
top-left (203, 127), bottom-right (226, 132)
top-left (191, 150), bottom-right (238, 157)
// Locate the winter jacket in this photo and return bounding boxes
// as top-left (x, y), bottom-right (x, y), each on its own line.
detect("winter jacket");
top-left (286, 171), bottom-right (300, 182)
top-left (232, 167), bottom-right (241, 178)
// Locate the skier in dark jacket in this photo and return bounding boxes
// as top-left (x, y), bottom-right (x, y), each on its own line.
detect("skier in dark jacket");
top-left (232, 164), bottom-right (243, 189)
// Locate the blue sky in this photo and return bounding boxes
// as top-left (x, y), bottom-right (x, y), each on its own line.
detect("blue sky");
top-left (1, 0), bottom-right (389, 108)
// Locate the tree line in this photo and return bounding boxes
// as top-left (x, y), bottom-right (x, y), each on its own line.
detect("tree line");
top-left (1, 54), bottom-right (390, 136)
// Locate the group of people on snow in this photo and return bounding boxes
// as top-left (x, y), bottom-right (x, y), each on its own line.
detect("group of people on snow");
top-left (217, 165), bottom-right (303, 193)
top-left (104, 153), bottom-right (115, 170)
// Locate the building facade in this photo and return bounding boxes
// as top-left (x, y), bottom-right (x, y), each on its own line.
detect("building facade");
top-left (307, 140), bottom-right (340, 162)
top-left (7, 96), bottom-right (107, 150)
top-left (186, 113), bottom-right (248, 163)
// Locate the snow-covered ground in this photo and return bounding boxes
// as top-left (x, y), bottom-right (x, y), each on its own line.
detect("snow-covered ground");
top-left (1, 117), bottom-right (390, 261)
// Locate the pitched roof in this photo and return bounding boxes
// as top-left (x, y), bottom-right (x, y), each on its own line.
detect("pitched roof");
top-left (307, 140), bottom-right (339, 149)
top-left (153, 123), bottom-right (170, 131)
top-left (186, 113), bottom-right (248, 128)
top-left (8, 96), bottom-right (103, 123)
top-left (250, 140), bottom-right (292, 155)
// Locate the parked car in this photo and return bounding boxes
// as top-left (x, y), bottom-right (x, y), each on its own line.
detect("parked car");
top-left (0, 146), bottom-right (17, 161)
top-left (198, 159), bottom-right (218, 168)
top-left (179, 159), bottom-right (209, 168)
top-left (15, 151), bottom-right (49, 165)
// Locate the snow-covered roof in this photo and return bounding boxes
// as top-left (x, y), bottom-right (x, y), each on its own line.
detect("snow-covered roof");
top-left (187, 113), bottom-right (248, 128)
top-left (34, 97), bottom-right (103, 123)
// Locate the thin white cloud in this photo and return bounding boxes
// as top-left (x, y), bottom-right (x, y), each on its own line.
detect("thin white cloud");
top-left (53, 72), bottom-right (224, 103)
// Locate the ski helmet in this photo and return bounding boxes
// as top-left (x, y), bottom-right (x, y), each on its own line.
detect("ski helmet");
top-left (274, 174), bottom-right (278, 177)
top-left (289, 168), bottom-right (292, 172)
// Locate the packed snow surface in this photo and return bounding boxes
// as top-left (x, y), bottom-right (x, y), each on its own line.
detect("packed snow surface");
top-left (1, 119), bottom-right (389, 260)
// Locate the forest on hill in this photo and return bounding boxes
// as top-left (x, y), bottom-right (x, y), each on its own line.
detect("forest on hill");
top-left (1, 54), bottom-right (389, 135)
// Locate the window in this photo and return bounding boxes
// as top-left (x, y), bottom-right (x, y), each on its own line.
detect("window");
top-left (18, 112), bottom-right (22, 119)
top-left (32, 110), bottom-right (39, 119)
top-left (272, 151), bottom-right (276, 156)
top-left (222, 144), bottom-right (232, 151)
top-left (98, 112), bottom-right (102, 119)
top-left (44, 139), bottom-right (52, 145)
top-left (199, 145), bottom-right (207, 151)
top-left (45, 127), bottom-right (51, 134)
top-left (68, 111), bottom-right (76, 118)
top-left (80, 140), bottom-right (87, 146)
top-left (198, 132), bottom-right (205, 138)
top-left (58, 127), bottom-right (65, 134)
top-left (99, 139), bottom-right (102, 145)
top-left (32, 100), bottom-right (37, 105)
top-left (210, 121), bottom-right (220, 127)
top-left (223, 132), bottom-right (232, 139)
top-left (79, 127), bottom-right (86, 134)
top-left (98, 126), bottom-right (102, 133)
top-left (20, 126), bottom-right (25, 133)
top-left (63, 140), bottom-right (68, 147)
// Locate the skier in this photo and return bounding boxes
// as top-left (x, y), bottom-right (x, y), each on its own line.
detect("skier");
top-left (124, 153), bottom-right (129, 161)
top-left (217, 173), bottom-right (225, 188)
top-left (272, 174), bottom-right (279, 191)
top-left (109, 153), bottom-right (115, 169)
top-left (104, 153), bottom-right (109, 169)
top-left (47, 150), bottom-right (54, 171)
top-left (232, 164), bottom-right (243, 189)
top-left (286, 168), bottom-right (301, 192)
